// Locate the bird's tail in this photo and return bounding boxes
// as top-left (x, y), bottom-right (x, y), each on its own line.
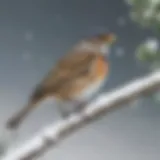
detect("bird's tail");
top-left (6, 102), bottom-right (36, 130)
top-left (0, 102), bottom-right (37, 157)
top-left (6, 86), bottom-right (46, 130)
top-left (0, 86), bottom-right (48, 156)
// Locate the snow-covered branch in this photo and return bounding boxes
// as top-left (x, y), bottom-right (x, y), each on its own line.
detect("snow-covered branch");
top-left (2, 70), bottom-right (160, 160)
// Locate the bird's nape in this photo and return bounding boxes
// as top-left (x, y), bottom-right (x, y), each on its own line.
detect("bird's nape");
top-left (87, 32), bottom-right (117, 45)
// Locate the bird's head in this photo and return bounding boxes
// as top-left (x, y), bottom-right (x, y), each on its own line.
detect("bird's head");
top-left (87, 33), bottom-right (117, 55)
top-left (73, 33), bottom-right (117, 55)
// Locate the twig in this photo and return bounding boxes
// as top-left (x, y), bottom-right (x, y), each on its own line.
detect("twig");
top-left (2, 70), bottom-right (160, 160)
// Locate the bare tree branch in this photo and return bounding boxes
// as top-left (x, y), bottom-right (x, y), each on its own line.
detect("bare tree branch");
top-left (2, 70), bottom-right (160, 160)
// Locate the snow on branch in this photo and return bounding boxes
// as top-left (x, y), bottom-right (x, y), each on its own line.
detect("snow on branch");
top-left (2, 70), bottom-right (160, 160)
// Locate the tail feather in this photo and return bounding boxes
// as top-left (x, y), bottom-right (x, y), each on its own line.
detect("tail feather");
top-left (6, 102), bottom-right (35, 130)
top-left (6, 86), bottom-right (46, 130)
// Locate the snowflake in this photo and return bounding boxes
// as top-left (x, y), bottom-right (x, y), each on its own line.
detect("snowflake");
top-left (144, 38), bottom-right (159, 53)
top-left (24, 31), bottom-right (34, 41)
top-left (115, 47), bottom-right (125, 57)
top-left (22, 51), bottom-right (32, 61)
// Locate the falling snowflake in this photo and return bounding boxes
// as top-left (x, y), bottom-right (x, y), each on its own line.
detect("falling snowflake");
top-left (144, 38), bottom-right (159, 53)
top-left (24, 31), bottom-right (34, 41)
top-left (22, 50), bottom-right (32, 61)
top-left (115, 47), bottom-right (125, 57)
top-left (117, 17), bottom-right (126, 27)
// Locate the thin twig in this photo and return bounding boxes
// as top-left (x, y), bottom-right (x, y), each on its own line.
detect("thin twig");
top-left (2, 70), bottom-right (160, 160)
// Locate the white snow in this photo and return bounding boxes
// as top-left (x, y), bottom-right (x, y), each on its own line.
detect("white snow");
top-left (144, 38), bottom-right (159, 53)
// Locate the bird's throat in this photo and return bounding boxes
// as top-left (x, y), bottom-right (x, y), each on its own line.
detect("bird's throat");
top-left (100, 45), bottom-right (110, 55)
top-left (73, 41), bottom-right (110, 55)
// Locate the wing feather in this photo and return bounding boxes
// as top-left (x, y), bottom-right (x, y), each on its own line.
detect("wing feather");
top-left (34, 52), bottom-right (99, 99)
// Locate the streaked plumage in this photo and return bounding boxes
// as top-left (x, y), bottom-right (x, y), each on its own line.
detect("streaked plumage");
top-left (6, 32), bottom-right (116, 130)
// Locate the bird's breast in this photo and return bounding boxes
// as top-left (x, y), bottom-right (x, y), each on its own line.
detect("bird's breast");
top-left (94, 55), bottom-right (108, 80)
top-left (73, 78), bottom-right (106, 101)
top-left (73, 56), bottom-right (108, 101)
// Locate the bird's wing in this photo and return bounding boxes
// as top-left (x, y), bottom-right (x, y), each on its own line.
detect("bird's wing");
top-left (35, 52), bottom-right (107, 99)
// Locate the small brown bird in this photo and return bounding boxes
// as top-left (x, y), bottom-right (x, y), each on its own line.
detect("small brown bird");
top-left (6, 32), bottom-right (116, 130)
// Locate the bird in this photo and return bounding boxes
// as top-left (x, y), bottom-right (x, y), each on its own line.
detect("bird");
top-left (6, 32), bottom-right (117, 130)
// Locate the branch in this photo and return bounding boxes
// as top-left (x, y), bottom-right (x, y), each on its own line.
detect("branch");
top-left (2, 70), bottom-right (160, 160)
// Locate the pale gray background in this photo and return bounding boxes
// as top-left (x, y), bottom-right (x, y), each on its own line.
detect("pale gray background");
top-left (0, 0), bottom-right (159, 160)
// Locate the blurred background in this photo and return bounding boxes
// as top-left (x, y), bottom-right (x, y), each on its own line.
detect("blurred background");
top-left (0, 0), bottom-right (159, 159)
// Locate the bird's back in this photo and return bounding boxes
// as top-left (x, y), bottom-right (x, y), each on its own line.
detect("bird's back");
top-left (34, 51), bottom-right (109, 101)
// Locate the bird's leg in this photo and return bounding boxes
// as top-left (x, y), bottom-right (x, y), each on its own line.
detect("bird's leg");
top-left (57, 105), bottom-right (70, 119)
top-left (57, 100), bottom-right (75, 119)
top-left (60, 103), bottom-right (87, 118)
top-left (60, 109), bottom-right (71, 119)
top-left (72, 100), bottom-right (88, 114)
top-left (57, 100), bottom-right (89, 119)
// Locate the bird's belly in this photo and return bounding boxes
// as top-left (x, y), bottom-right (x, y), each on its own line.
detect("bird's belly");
top-left (73, 78), bottom-right (106, 101)
top-left (73, 55), bottom-right (108, 101)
